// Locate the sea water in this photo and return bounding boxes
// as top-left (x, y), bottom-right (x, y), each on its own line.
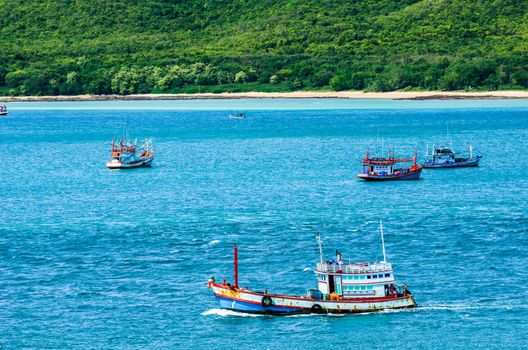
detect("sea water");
top-left (1, 99), bottom-right (527, 349)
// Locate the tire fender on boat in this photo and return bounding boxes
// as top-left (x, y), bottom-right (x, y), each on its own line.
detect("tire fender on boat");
top-left (311, 304), bottom-right (323, 313)
top-left (261, 296), bottom-right (273, 307)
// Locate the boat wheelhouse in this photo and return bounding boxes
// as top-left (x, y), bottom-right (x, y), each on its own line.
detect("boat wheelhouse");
top-left (357, 149), bottom-right (422, 181)
top-left (208, 222), bottom-right (416, 315)
top-left (106, 134), bottom-right (154, 169)
top-left (423, 143), bottom-right (482, 168)
top-left (0, 104), bottom-right (7, 116)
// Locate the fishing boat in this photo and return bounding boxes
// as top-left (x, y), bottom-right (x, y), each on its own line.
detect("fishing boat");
top-left (357, 149), bottom-right (422, 181)
top-left (208, 222), bottom-right (416, 315)
top-left (0, 104), bottom-right (7, 116)
top-left (228, 112), bottom-right (246, 119)
top-left (106, 134), bottom-right (154, 169)
top-left (423, 143), bottom-right (482, 168)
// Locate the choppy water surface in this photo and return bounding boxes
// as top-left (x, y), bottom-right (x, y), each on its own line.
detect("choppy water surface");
top-left (1, 99), bottom-right (527, 349)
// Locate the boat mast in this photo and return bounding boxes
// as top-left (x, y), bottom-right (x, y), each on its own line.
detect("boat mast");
top-left (379, 220), bottom-right (387, 263)
top-left (469, 145), bottom-right (473, 159)
top-left (234, 244), bottom-right (239, 288)
top-left (446, 123), bottom-right (453, 149)
top-left (316, 233), bottom-right (324, 263)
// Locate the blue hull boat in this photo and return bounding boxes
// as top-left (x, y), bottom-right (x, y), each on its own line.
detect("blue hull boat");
top-left (423, 155), bottom-right (482, 168)
top-left (209, 228), bottom-right (417, 315)
top-left (423, 144), bottom-right (482, 169)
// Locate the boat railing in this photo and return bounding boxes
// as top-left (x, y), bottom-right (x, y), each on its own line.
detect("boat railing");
top-left (316, 262), bottom-right (392, 274)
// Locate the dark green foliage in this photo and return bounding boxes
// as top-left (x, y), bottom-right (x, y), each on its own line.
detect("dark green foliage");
top-left (0, 0), bottom-right (527, 95)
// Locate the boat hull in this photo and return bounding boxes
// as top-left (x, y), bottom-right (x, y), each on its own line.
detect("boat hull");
top-left (106, 156), bottom-right (154, 169)
top-left (211, 284), bottom-right (416, 315)
top-left (357, 168), bottom-right (422, 181)
top-left (423, 156), bottom-right (482, 168)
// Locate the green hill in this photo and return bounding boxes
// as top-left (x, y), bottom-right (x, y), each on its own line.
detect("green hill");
top-left (1, 0), bottom-right (527, 95)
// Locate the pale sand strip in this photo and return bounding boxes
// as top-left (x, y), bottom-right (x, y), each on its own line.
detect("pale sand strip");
top-left (2, 90), bottom-right (528, 102)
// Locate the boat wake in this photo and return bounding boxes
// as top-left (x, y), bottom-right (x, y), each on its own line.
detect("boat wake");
top-left (207, 239), bottom-right (221, 246)
top-left (417, 303), bottom-right (525, 312)
top-left (201, 309), bottom-right (265, 317)
top-left (202, 309), bottom-right (403, 318)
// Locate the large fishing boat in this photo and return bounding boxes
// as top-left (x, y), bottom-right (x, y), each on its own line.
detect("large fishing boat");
top-left (0, 104), bottom-right (7, 116)
top-left (423, 143), bottom-right (482, 168)
top-left (357, 149), bottom-right (422, 181)
top-left (106, 134), bottom-right (154, 169)
top-left (208, 222), bottom-right (416, 315)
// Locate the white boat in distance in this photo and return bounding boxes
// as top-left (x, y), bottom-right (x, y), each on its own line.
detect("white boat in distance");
top-left (106, 134), bottom-right (154, 169)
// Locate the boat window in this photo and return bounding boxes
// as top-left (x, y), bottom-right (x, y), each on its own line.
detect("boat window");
top-left (373, 275), bottom-right (377, 279)
top-left (367, 286), bottom-right (373, 290)
top-left (385, 273), bottom-right (391, 278)
top-left (361, 286), bottom-right (366, 290)
top-left (353, 275), bottom-right (359, 280)
top-left (367, 275), bottom-right (371, 279)
top-left (378, 274), bottom-right (383, 278)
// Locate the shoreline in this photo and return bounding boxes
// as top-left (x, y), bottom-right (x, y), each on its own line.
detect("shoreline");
top-left (2, 90), bottom-right (528, 102)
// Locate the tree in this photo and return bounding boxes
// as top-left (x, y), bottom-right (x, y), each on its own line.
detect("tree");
top-left (269, 75), bottom-right (280, 84)
top-left (234, 71), bottom-right (248, 83)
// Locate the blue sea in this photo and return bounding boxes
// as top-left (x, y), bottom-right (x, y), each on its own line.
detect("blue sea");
top-left (1, 98), bottom-right (527, 349)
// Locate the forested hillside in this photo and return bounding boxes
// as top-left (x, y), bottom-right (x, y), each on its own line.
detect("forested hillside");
top-left (0, 0), bottom-right (527, 95)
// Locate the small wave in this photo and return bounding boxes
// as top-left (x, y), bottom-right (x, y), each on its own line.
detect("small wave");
top-left (418, 304), bottom-right (524, 312)
top-left (303, 268), bottom-right (311, 272)
top-left (208, 239), bottom-right (221, 246)
top-left (201, 309), bottom-right (264, 317)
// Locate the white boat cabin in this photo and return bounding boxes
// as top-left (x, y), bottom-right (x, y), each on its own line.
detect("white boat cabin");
top-left (313, 251), bottom-right (398, 299)
top-left (428, 146), bottom-right (456, 164)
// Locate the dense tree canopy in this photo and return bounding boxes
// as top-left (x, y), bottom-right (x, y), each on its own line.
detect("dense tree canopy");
top-left (0, 0), bottom-right (527, 95)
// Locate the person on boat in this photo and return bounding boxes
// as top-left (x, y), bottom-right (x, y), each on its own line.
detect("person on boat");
top-left (389, 284), bottom-right (396, 296)
top-left (329, 292), bottom-right (340, 301)
top-left (403, 284), bottom-right (412, 296)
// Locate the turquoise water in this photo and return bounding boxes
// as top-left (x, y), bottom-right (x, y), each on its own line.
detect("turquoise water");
top-left (1, 99), bottom-right (527, 349)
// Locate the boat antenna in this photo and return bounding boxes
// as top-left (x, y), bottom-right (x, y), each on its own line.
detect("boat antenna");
top-left (233, 243), bottom-right (239, 289)
top-left (469, 144), bottom-right (473, 159)
top-left (379, 219), bottom-right (387, 263)
top-left (446, 123), bottom-right (453, 149)
top-left (381, 137), bottom-right (384, 158)
top-left (316, 233), bottom-right (324, 263)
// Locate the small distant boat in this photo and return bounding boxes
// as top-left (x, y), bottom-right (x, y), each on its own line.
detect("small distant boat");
top-left (0, 104), bottom-right (7, 116)
top-left (208, 222), bottom-right (417, 315)
top-left (106, 134), bottom-right (154, 169)
top-left (228, 112), bottom-right (246, 119)
top-left (357, 149), bottom-right (422, 181)
top-left (423, 143), bottom-right (482, 168)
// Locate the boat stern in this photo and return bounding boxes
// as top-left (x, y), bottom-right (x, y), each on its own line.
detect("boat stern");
top-left (106, 160), bottom-right (122, 169)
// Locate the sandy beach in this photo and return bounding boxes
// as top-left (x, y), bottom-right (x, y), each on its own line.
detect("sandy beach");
top-left (1, 90), bottom-right (528, 102)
